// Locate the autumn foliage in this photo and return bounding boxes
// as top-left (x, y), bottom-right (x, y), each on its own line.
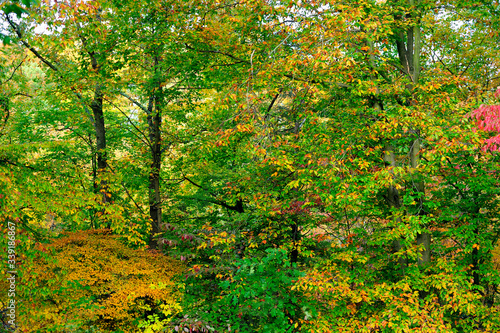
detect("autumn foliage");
top-left (1, 0), bottom-right (500, 332)
top-left (17, 230), bottom-right (183, 333)
top-left (469, 88), bottom-right (500, 151)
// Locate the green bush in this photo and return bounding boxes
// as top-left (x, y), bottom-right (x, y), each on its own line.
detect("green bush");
top-left (206, 248), bottom-right (314, 332)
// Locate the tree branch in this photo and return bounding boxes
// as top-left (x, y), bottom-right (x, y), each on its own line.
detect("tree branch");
top-left (1, 55), bottom-right (27, 85)
top-left (0, 158), bottom-right (36, 170)
top-left (118, 92), bottom-right (149, 113)
top-left (184, 43), bottom-right (249, 63)
top-left (103, 97), bottom-right (151, 148)
top-left (182, 175), bottom-right (244, 213)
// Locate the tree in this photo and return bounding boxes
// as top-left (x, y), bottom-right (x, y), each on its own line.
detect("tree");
top-left (2, 0), bottom-right (117, 218)
top-left (165, 0), bottom-right (500, 331)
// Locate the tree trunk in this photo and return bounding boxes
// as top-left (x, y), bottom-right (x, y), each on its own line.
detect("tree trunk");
top-left (148, 158), bottom-right (162, 249)
top-left (471, 208), bottom-right (481, 288)
top-left (147, 69), bottom-right (163, 249)
top-left (410, 138), bottom-right (430, 265)
top-left (290, 221), bottom-right (300, 264)
top-left (90, 134), bottom-right (97, 229)
top-left (384, 143), bottom-right (407, 272)
top-left (396, 1), bottom-right (430, 267)
top-left (148, 146), bottom-right (162, 248)
top-left (91, 86), bottom-right (109, 205)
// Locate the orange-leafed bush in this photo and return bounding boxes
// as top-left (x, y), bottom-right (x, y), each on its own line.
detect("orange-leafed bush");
top-left (295, 256), bottom-right (500, 333)
top-left (20, 229), bottom-right (183, 333)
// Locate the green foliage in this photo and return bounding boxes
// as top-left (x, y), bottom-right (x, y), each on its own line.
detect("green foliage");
top-left (222, 249), bottom-right (313, 332)
top-left (182, 248), bottom-right (312, 333)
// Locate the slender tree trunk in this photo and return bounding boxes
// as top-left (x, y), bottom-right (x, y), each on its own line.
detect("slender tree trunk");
top-left (290, 221), bottom-right (300, 264)
top-left (366, 40), bottom-right (408, 272)
top-left (91, 86), bottom-right (109, 205)
top-left (148, 138), bottom-right (162, 249)
top-left (85, 42), bottom-right (110, 227)
top-left (90, 134), bottom-right (97, 229)
top-left (408, 3), bottom-right (430, 267)
top-left (147, 61), bottom-right (163, 248)
top-left (289, 120), bottom-right (303, 264)
top-left (148, 161), bottom-right (162, 248)
top-left (395, 1), bottom-right (430, 267)
top-left (411, 138), bottom-right (430, 265)
top-left (384, 143), bottom-right (408, 272)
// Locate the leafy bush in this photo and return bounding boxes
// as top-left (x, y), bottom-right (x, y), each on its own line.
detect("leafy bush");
top-left (203, 248), bottom-right (314, 332)
top-left (17, 229), bottom-right (183, 333)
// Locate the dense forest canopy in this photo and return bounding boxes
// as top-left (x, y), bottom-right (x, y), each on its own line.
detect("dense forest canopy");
top-left (1, 0), bottom-right (500, 332)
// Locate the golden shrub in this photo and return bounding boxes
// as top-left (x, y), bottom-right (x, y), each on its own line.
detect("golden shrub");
top-left (19, 229), bottom-right (183, 333)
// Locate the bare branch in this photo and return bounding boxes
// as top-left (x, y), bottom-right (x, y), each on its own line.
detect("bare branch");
top-left (103, 96), bottom-right (151, 148)
top-left (118, 92), bottom-right (149, 113)
top-left (1, 55), bottom-right (27, 85)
